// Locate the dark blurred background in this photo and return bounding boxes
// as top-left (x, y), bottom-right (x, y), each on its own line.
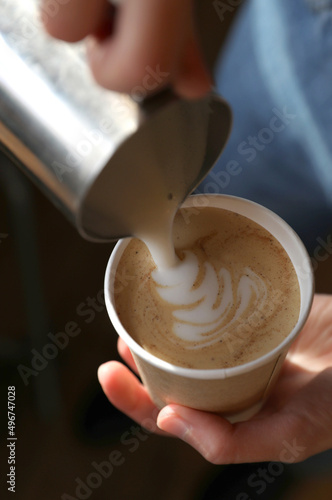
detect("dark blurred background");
top-left (1, 2), bottom-right (332, 499)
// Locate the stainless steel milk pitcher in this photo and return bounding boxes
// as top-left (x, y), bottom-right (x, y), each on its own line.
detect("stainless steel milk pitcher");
top-left (0, 0), bottom-right (232, 241)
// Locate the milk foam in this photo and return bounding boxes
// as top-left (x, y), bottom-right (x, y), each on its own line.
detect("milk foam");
top-left (152, 251), bottom-right (268, 348)
top-left (114, 206), bottom-right (301, 369)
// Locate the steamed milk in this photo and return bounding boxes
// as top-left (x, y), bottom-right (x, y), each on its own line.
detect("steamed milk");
top-left (114, 206), bottom-right (300, 369)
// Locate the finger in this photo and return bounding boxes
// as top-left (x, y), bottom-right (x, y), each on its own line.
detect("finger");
top-left (157, 404), bottom-right (306, 464)
top-left (117, 337), bottom-right (138, 374)
top-left (40, 0), bottom-right (111, 42)
top-left (158, 368), bottom-right (332, 464)
top-left (86, 0), bottom-right (208, 97)
top-left (264, 359), bottom-right (314, 411)
top-left (98, 361), bottom-right (165, 434)
top-left (173, 20), bottom-right (212, 98)
top-left (288, 294), bottom-right (332, 372)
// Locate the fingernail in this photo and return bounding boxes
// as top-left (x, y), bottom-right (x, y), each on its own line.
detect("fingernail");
top-left (157, 407), bottom-right (191, 439)
top-left (97, 362), bottom-right (109, 381)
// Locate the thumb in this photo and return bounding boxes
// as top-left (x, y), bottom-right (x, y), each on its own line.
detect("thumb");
top-left (157, 369), bottom-right (332, 464)
top-left (157, 404), bottom-right (305, 464)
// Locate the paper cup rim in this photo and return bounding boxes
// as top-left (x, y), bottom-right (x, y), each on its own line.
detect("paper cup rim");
top-left (104, 194), bottom-right (314, 380)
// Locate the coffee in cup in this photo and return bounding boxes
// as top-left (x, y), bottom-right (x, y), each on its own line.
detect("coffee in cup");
top-left (114, 204), bottom-right (300, 369)
top-left (105, 194), bottom-right (314, 421)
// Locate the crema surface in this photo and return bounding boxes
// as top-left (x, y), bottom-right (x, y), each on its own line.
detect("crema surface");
top-left (114, 207), bottom-right (300, 369)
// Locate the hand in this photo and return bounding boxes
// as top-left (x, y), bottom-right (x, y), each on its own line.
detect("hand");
top-left (98, 294), bottom-right (332, 464)
top-left (40, 0), bottom-right (212, 98)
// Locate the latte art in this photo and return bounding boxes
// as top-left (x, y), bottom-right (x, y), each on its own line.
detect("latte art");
top-left (114, 206), bottom-right (300, 369)
top-left (152, 251), bottom-right (268, 348)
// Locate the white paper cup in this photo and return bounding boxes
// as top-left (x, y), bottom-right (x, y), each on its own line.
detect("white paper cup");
top-left (104, 194), bottom-right (314, 422)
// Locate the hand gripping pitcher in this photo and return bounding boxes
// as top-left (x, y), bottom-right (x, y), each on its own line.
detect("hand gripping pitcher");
top-left (0, 0), bottom-right (231, 241)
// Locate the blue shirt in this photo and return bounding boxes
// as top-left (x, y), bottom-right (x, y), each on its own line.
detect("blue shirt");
top-left (197, 0), bottom-right (332, 252)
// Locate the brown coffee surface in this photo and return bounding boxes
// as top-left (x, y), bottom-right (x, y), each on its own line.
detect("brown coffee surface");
top-left (114, 207), bottom-right (300, 369)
